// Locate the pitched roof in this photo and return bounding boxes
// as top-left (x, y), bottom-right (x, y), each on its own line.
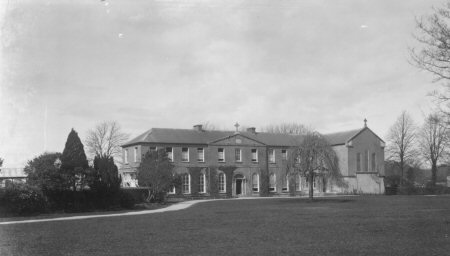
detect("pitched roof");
top-left (323, 129), bottom-right (362, 146)
top-left (122, 126), bottom-right (380, 147)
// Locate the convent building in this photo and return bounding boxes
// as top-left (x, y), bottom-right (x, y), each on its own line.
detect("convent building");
top-left (119, 122), bottom-right (385, 197)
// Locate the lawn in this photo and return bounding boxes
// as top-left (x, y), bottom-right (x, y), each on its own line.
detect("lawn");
top-left (1, 196), bottom-right (450, 255)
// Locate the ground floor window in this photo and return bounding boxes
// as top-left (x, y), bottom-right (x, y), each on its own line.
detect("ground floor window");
top-left (269, 173), bottom-right (276, 192)
top-left (252, 173), bottom-right (259, 192)
top-left (295, 175), bottom-right (301, 191)
top-left (168, 185), bottom-right (176, 194)
top-left (182, 174), bottom-right (190, 194)
top-left (305, 176), bottom-right (316, 189)
top-left (282, 175), bottom-right (289, 192)
top-left (199, 173), bottom-right (206, 193)
top-left (218, 172), bottom-right (226, 193)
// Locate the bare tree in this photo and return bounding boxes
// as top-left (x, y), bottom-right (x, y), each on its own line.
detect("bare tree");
top-left (385, 111), bottom-right (418, 185)
top-left (85, 121), bottom-right (130, 160)
top-left (201, 122), bottom-right (218, 131)
top-left (261, 123), bottom-right (310, 135)
top-left (418, 113), bottom-right (450, 186)
top-left (410, 2), bottom-right (450, 113)
top-left (287, 131), bottom-right (341, 200)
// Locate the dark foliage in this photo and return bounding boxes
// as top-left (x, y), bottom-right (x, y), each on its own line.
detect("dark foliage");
top-left (60, 129), bottom-right (89, 191)
top-left (25, 152), bottom-right (69, 191)
top-left (90, 156), bottom-right (121, 192)
top-left (120, 188), bottom-right (148, 204)
top-left (0, 184), bottom-right (48, 216)
top-left (43, 189), bottom-right (136, 212)
top-left (137, 149), bottom-right (175, 203)
top-left (397, 184), bottom-right (450, 195)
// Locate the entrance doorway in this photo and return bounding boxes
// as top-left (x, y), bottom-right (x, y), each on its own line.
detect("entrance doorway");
top-left (234, 174), bottom-right (245, 196)
top-left (236, 179), bottom-right (242, 195)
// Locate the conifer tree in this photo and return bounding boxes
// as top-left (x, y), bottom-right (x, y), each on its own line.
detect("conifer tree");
top-left (92, 155), bottom-right (121, 192)
top-left (61, 128), bottom-right (89, 191)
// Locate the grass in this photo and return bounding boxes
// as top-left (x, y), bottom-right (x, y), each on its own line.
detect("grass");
top-left (1, 196), bottom-right (450, 255)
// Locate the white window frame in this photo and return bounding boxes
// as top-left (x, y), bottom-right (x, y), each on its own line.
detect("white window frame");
top-left (181, 147), bottom-right (189, 162)
top-left (295, 175), bottom-right (301, 191)
top-left (251, 148), bottom-right (258, 163)
top-left (197, 148), bottom-right (205, 162)
top-left (269, 149), bottom-right (275, 163)
top-left (282, 149), bottom-right (287, 160)
top-left (269, 173), bottom-right (276, 192)
top-left (282, 175), bottom-right (289, 192)
top-left (306, 176), bottom-right (316, 189)
top-left (168, 185), bottom-right (176, 194)
top-left (166, 147), bottom-right (173, 162)
top-left (218, 172), bottom-right (226, 193)
top-left (182, 174), bottom-right (191, 194)
top-left (124, 149), bottom-right (128, 164)
top-left (199, 173), bottom-right (206, 193)
top-left (218, 148), bottom-right (225, 163)
top-left (252, 173), bottom-right (259, 192)
top-left (235, 148), bottom-right (242, 162)
top-left (134, 147), bottom-right (138, 162)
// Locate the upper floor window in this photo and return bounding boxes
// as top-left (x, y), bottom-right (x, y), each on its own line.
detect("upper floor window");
top-left (182, 148), bottom-right (189, 162)
top-left (218, 148), bottom-right (225, 162)
top-left (252, 173), bottom-right (259, 192)
top-left (124, 149), bottom-right (128, 164)
top-left (149, 147), bottom-right (156, 152)
top-left (166, 147), bottom-right (173, 162)
top-left (269, 149), bottom-right (275, 163)
top-left (282, 149), bottom-right (287, 160)
top-left (269, 173), bottom-right (276, 192)
top-left (251, 149), bottom-right (258, 163)
top-left (134, 147), bottom-right (138, 162)
top-left (218, 172), bottom-right (226, 193)
top-left (235, 148), bottom-right (242, 162)
top-left (357, 153), bottom-right (361, 172)
top-left (197, 148), bottom-right (205, 162)
top-left (199, 173), bottom-right (206, 193)
top-left (371, 152), bottom-right (376, 172)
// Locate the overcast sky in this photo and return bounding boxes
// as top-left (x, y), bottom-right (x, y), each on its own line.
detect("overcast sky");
top-left (0, 0), bottom-right (445, 167)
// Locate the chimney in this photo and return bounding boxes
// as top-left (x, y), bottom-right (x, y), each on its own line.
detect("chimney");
top-left (247, 127), bottom-right (256, 134)
top-left (193, 124), bottom-right (203, 131)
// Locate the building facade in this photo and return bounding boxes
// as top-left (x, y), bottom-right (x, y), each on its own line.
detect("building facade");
top-left (119, 123), bottom-right (385, 197)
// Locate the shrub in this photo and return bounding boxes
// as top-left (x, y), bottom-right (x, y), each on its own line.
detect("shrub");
top-left (397, 185), bottom-right (419, 195)
top-left (118, 190), bottom-right (136, 209)
top-left (0, 184), bottom-right (48, 215)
